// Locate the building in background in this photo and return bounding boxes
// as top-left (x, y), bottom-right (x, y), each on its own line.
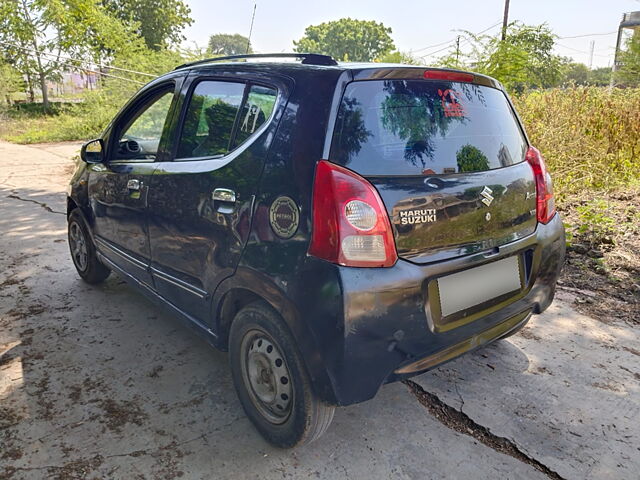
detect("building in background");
top-left (46, 70), bottom-right (98, 99)
top-left (612, 11), bottom-right (640, 75)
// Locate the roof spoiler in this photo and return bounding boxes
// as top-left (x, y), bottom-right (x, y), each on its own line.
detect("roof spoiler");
top-left (175, 53), bottom-right (338, 70)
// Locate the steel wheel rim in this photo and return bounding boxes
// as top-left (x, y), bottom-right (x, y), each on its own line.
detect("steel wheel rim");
top-left (240, 329), bottom-right (293, 424)
top-left (69, 222), bottom-right (88, 272)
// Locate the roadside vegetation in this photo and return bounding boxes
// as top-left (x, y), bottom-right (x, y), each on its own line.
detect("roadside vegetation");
top-left (513, 86), bottom-right (640, 321)
top-left (0, 8), bottom-right (638, 319)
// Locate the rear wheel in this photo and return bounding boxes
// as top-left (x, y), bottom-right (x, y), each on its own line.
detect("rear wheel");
top-left (229, 302), bottom-right (335, 448)
top-left (68, 209), bottom-right (110, 284)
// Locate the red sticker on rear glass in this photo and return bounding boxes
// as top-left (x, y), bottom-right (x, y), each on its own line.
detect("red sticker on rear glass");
top-left (438, 89), bottom-right (465, 117)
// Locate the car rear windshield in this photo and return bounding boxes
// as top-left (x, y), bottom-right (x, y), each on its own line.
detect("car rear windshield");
top-left (330, 80), bottom-right (528, 176)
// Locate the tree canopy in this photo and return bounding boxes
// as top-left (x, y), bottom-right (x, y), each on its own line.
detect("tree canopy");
top-left (102, 0), bottom-right (193, 51)
top-left (437, 22), bottom-right (567, 91)
top-left (293, 18), bottom-right (395, 62)
top-left (616, 32), bottom-right (640, 86)
top-left (0, 0), bottom-right (138, 109)
top-left (208, 33), bottom-right (252, 56)
top-left (563, 62), bottom-right (589, 85)
top-left (0, 61), bottom-right (23, 104)
top-left (375, 50), bottom-right (417, 64)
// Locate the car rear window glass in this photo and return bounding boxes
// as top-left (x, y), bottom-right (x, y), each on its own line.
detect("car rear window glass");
top-left (330, 80), bottom-right (528, 176)
top-left (177, 81), bottom-right (245, 159)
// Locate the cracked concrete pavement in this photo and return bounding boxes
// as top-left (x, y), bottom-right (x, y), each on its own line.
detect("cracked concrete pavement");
top-left (1, 140), bottom-right (639, 479)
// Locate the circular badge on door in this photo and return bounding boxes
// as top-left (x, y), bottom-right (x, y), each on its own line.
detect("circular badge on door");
top-left (269, 196), bottom-right (299, 239)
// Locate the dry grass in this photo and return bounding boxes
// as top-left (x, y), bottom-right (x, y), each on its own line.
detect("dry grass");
top-left (513, 86), bottom-right (640, 198)
top-left (514, 86), bottom-right (640, 322)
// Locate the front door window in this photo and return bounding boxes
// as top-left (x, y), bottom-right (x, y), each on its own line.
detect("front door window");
top-left (115, 88), bottom-right (174, 161)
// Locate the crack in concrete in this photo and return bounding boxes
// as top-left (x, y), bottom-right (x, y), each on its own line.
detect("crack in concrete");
top-left (2, 424), bottom-right (238, 477)
top-left (105, 433), bottom-right (207, 459)
top-left (6, 192), bottom-right (65, 215)
top-left (104, 416), bottom-right (242, 459)
top-left (404, 379), bottom-right (566, 480)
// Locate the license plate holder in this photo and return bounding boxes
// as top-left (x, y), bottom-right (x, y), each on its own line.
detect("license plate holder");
top-left (429, 255), bottom-right (524, 332)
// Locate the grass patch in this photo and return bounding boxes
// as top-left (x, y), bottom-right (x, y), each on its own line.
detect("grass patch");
top-left (0, 99), bottom-right (119, 143)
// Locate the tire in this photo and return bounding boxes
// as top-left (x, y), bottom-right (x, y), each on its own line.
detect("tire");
top-left (67, 209), bottom-right (110, 284)
top-left (229, 302), bottom-right (335, 448)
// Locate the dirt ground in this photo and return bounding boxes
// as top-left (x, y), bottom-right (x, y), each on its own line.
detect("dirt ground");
top-left (0, 141), bottom-right (639, 480)
top-left (558, 190), bottom-right (640, 324)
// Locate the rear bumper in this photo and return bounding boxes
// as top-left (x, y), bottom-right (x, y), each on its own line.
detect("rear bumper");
top-left (313, 214), bottom-right (565, 406)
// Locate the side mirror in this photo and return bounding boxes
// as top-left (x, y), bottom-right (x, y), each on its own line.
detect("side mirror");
top-left (80, 139), bottom-right (104, 163)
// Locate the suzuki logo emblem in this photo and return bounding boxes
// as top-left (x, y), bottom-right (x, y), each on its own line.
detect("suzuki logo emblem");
top-left (480, 186), bottom-right (494, 206)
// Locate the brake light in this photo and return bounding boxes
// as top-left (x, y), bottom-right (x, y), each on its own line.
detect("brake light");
top-left (526, 146), bottom-right (556, 224)
top-left (309, 160), bottom-right (398, 267)
top-left (423, 70), bottom-right (474, 83)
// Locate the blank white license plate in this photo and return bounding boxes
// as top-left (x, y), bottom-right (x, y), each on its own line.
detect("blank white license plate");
top-left (437, 256), bottom-right (522, 317)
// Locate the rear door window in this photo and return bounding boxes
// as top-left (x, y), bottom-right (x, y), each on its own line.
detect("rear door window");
top-left (330, 80), bottom-right (528, 176)
top-left (233, 85), bottom-right (277, 147)
top-left (177, 81), bottom-right (277, 159)
top-left (177, 80), bottom-right (245, 159)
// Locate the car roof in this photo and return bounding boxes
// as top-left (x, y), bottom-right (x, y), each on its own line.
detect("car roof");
top-left (180, 60), bottom-right (501, 90)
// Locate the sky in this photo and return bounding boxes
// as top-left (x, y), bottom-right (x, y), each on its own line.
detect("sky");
top-left (182, 0), bottom-right (640, 68)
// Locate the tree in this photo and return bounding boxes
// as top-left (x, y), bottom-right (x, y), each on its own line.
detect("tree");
top-left (0, 0), bottom-right (137, 110)
top-left (376, 50), bottom-right (417, 64)
top-left (587, 67), bottom-right (611, 86)
top-left (0, 62), bottom-right (23, 104)
top-left (436, 22), bottom-right (567, 91)
top-left (103, 0), bottom-right (193, 51)
top-left (208, 33), bottom-right (252, 56)
top-left (293, 18), bottom-right (395, 62)
top-left (616, 32), bottom-right (640, 86)
top-left (456, 144), bottom-right (489, 172)
top-left (562, 62), bottom-right (589, 85)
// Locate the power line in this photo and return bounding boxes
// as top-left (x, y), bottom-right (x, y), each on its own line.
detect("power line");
top-left (555, 42), bottom-right (613, 58)
top-left (558, 31), bottom-right (617, 39)
top-left (0, 41), bottom-right (156, 77)
top-left (412, 20), bottom-right (501, 54)
top-left (419, 21), bottom-right (503, 60)
top-left (417, 38), bottom-right (469, 59)
top-left (5, 48), bottom-right (147, 85)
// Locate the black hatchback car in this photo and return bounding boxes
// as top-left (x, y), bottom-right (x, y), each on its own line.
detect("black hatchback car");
top-left (67, 53), bottom-right (565, 447)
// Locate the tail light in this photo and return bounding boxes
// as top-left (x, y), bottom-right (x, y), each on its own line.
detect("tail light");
top-left (526, 146), bottom-right (556, 224)
top-left (309, 160), bottom-right (398, 267)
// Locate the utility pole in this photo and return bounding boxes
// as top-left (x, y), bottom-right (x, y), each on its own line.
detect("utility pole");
top-left (455, 36), bottom-right (460, 64)
top-left (246, 3), bottom-right (256, 54)
top-left (501, 0), bottom-right (510, 41)
top-left (588, 40), bottom-right (595, 70)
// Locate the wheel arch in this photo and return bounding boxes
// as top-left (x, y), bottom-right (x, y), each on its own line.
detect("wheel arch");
top-left (212, 269), bottom-right (339, 405)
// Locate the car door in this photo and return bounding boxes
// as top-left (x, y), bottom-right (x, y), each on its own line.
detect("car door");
top-left (88, 79), bottom-right (182, 286)
top-left (146, 74), bottom-right (281, 324)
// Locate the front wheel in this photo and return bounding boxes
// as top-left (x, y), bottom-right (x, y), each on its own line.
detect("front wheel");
top-left (68, 209), bottom-right (110, 284)
top-left (229, 302), bottom-right (335, 448)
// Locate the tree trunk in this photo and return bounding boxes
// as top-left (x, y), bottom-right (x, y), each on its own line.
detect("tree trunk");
top-left (19, 0), bottom-right (48, 110)
top-left (38, 70), bottom-right (49, 111)
top-left (26, 71), bottom-right (35, 102)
